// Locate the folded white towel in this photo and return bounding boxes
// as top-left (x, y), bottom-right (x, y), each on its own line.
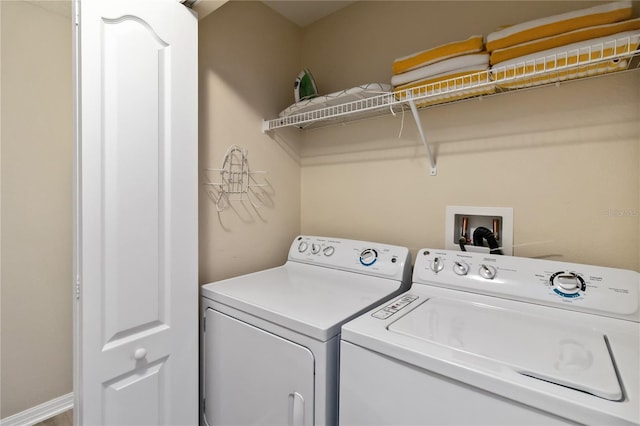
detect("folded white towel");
top-left (391, 53), bottom-right (489, 87)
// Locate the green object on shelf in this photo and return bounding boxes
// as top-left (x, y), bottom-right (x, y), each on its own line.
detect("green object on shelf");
top-left (294, 69), bottom-right (318, 102)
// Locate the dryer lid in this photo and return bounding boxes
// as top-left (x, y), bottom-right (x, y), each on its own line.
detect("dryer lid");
top-left (388, 297), bottom-right (623, 401)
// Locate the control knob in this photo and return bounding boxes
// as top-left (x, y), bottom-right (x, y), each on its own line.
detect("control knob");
top-left (298, 241), bottom-right (308, 253)
top-left (479, 264), bottom-right (496, 280)
top-left (453, 261), bottom-right (469, 276)
top-left (550, 272), bottom-right (585, 292)
top-left (430, 257), bottom-right (444, 273)
top-left (323, 246), bottom-right (335, 257)
top-left (360, 248), bottom-right (378, 266)
top-left (311, 243), bottom-right (321, 254)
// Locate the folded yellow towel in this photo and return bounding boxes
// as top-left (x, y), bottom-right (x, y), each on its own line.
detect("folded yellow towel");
top-left (496, 59), bottom-right (627, 90)
top-left (393, 35), bottom-right (484, 75)
top-left (490, 17), bottom-right (640, 65)
top-left (486, 1), bottom-right (632, 52)
top-left (394, 68), bottom-right (494, 107)
top-left (492, 30), bottom-right (640, 89)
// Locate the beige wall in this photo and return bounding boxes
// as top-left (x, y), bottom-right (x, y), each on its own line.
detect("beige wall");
top-left (0, 0), bottom-right (638, 419)
top-left (0, 0), bottom-right (72, 418)
top-left (299, 1), bottom-right (640, 270)
top-left (198, 0), bottom-right (303, 283)
top-left (301, 1), bottom-right (640, 92)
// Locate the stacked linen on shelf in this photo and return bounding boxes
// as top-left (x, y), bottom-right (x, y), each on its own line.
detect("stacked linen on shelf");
top-left (391, 35), bottom-right (494, 107)
top-left (488, 1), bottom-right (639, 89)
top-left (492, 29), bottom-right (640, 89)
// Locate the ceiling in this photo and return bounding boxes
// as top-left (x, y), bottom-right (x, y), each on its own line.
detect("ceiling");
top-left (261, 1), bottom-right (354, 27)
top-left (195, 0), bottom-right (354, 25)
top-left (22, 0), bottom-right (354, 28)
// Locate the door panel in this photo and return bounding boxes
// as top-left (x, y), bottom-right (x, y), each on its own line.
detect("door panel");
top-left (74, 1), bottom-right (197, 425)
top-left (102, 15), bottom-right (167, 344)
top-left (103, 359), bottom-right (166, 426)
top-left (204, 309), bottom-right (315, 426)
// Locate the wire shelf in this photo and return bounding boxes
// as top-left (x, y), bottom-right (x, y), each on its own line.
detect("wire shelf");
top-left (263, 36), bottom-right (640, 132)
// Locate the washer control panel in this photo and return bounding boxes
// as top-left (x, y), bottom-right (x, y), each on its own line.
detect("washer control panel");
top-left (289, 235), bottom-right (411, 282)
top-left (414, 248), bottom-right (639, 322)
top-left (372, 294), bottom-right (419, 319)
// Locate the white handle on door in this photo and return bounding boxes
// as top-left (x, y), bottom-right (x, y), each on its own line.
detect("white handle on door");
top-left (134, 348), bottom-right (147, 360)
top-left (288, 392), bottom-right (304, 426)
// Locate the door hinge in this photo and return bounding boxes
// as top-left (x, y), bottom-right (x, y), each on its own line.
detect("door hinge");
top-left (73, 0), bottom-right (80, 27)
top-left (75, 275), bottom-right (81, 300)
top-left (181, 0), bottom-right (199, 8)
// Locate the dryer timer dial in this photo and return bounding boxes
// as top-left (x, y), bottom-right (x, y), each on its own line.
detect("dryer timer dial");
top-left (360, 249), bottom-right (378, 266)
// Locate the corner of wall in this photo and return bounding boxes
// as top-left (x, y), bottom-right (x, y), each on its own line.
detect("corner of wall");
top-left (197, 1), bottom-right (303, 283)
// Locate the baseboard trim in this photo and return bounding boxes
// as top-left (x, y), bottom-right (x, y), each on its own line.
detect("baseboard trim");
top-left (0, 393), bottom-right (73, 426)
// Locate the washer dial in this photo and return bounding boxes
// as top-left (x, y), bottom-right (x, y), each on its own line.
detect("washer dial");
top-left (298, 241), bottom-right (308, 253)
top-left (360, 248), bottom-right (378, 266)
top-left (430, 257), bottom-right (444, 273)
top-left (311, 243), bottom-right (321, 254)
top-left (479, 264), bottom-right (496, 280)
top-left (550, 271), bottom-right (585, 295)
top-left (453, 261), bottom-right (469, 276)
top-left (323, 246), bottom-right (335, 257)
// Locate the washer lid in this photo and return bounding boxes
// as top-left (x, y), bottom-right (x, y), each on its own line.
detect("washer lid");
top-left (201, 262), bottom-right (404, 341)
top-left (388, 297), bottom-right (623, 401)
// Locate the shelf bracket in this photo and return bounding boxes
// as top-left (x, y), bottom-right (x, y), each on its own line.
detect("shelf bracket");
top-left (408, 99), bottom-right (436, 176)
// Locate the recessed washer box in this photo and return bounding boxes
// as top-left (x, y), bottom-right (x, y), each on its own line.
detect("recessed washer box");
top-left (445, 206), bottom-right (514, 255)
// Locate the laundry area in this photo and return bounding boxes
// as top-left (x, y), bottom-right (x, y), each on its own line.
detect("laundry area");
top-left (199, 0), bottom-right (640, 283)
top-left (0, 0), bottom-right (639, 425)
top-left (198, 5), bottom-right (639, 421)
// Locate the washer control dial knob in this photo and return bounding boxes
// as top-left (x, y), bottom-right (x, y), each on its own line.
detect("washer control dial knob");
top-left (360, 248), bottom-right (378, 266)
top-left (479, 264), bottom-right (496, 280)
top-left (323, 246), bottom-right (335, 257)
top-left (550, 272), bottom-right (585, 293)
top-left (311, 243), bottom-right (321, 254)
top-left (430, 257), bottom-right (444, 273)
top-left (555, 273), bottom-right (580, 291)
top-left (453, 261), bottom-right (469, 276)
top-left (298, 241), bottom-right (308, 253)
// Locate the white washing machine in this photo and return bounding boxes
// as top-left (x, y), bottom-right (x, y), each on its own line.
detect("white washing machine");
top-left (200, 235), bottom-right (411, 426)
top-left (339, 248), bottom-right (639, 426)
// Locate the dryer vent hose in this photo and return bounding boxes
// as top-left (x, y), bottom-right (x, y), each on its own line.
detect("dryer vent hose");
top-left (473, 226), bottom-right (503, 255)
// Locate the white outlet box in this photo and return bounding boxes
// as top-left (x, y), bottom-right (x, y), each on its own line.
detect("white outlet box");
top-left (445, 206), bottom-right (514, 255)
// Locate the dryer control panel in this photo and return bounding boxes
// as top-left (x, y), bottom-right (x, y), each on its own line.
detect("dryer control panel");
top-left (413, 249), bottom-right (640, 322)
top-left (289, 235), bottom-right (412, 283)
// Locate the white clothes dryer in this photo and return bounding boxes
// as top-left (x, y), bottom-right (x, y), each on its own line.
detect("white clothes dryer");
top-left (339, 248), bottom-right (639, 426)
top-left (200, 235), bottom-right (411, 426)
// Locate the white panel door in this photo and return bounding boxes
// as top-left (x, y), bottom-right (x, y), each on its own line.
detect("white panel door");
top-left (73, 0), bottom-right (198, 424)
top-left (204, 309), bottom-right (315, 426)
